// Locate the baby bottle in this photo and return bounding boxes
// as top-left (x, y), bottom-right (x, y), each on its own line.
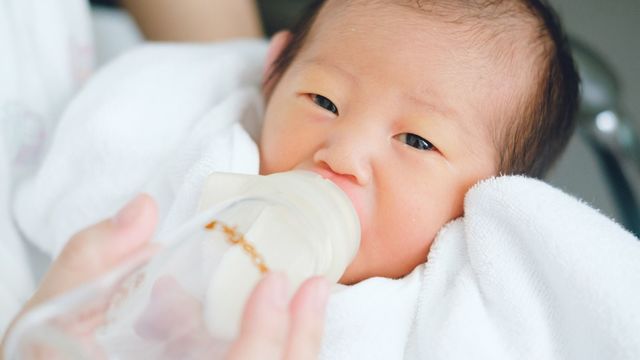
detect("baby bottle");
top-left (3, 170), bottom-right (360, 360)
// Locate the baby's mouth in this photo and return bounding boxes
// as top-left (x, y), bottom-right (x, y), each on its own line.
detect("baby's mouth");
top-left (304, 167), bottom-right (365, 224)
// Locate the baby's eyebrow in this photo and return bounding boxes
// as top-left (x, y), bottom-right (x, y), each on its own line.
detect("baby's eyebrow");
top-left (298, 58), bottom-right (358, 85)
top-left (405, 92), bottom-right (477, 141)
top-left (405, 91), bottom-right (456, 121)
top-left (303, 59), bottom-right (454, 120)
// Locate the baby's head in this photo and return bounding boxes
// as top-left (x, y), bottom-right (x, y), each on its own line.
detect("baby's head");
top-left (258, 0), bottom-right (579, 283)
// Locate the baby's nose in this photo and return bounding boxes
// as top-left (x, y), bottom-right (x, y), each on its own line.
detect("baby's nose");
top-left (312, 129), bottom-right (374, 186)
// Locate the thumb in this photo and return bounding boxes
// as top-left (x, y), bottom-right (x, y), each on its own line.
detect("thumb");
top-left (33, 194), bottom-right (159, 304)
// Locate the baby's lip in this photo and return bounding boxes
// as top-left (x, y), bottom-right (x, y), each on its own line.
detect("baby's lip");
top-left (305, 167), bottom-right (364, 218)
top-left (308, 166), bottom-right (352, 190)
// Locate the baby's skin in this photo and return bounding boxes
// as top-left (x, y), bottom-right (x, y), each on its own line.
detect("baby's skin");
top-left (259, 1), bottom-right (539, 284)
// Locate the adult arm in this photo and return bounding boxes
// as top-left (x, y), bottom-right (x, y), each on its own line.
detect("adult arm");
top-left (121, 0), bottom-right (264, 41)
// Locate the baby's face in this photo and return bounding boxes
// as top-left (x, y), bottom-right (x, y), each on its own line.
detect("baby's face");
top-left (260, 2), bottom-right (524, 284)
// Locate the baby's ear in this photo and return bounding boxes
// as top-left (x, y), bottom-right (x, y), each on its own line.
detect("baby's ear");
top-left (263, 31), bottom-right (293, 84)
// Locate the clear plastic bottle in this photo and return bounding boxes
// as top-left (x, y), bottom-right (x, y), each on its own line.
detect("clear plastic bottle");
top-left (4, 170), bottom-right (360, 359)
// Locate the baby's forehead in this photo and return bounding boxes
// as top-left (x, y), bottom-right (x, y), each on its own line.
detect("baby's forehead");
top-left (316, 0), bottom-right (545, 59)
top-left (311, 1), bottom-right (546, 118)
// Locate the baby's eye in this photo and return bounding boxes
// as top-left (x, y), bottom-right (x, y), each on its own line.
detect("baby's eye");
top-left (310, 94), bottom-right (339, 115)
top-left (395, 133), bottom-right (435, 151)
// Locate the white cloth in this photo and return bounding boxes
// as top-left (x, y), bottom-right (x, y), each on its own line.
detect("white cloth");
top-left (321, 176), bottom-right (640, 360)
top-left (10, 44), bottom-right (640, 359)
top-left (13, 41), bottom-right (266, 259)
top-left (0, 108), bottom-right (38, 336)
top-left (0, 0), bottom-right (94, 126)
top-left (0, 0), bottom-right (94, 336)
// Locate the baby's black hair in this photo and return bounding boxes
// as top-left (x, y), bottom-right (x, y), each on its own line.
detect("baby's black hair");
top-left (265, 0), bottom-right (580, 179)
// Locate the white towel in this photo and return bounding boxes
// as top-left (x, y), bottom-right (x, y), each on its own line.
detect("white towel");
top-left (13, 41), bottom-right (267, 258)
top-left (320, 176), bottom-right (640, 360)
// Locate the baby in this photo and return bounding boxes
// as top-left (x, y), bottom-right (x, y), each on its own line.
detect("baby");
top-left (257, 0), bottom-right (578, 284)
top-left (10, 0), bottom-right (579, 287)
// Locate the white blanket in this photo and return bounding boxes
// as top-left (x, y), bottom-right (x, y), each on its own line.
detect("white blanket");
top-left (1, 0), bottom-right (94, 335)
top-left (324, 176), bottom-right (640, 359)
top-left (10, 43), bottom-right (640, 359)
top-left (0, 107), bottom-right (38, 337)
top-left (13, 41), bottom-right (266, 258)
top-left (0, 0), bottom-right (94, 128)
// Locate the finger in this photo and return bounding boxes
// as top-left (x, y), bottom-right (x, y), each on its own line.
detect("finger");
top-left (226, 272), bottom-right (290, 360)
top-left (284, 277), bottom-right (329, 360)
top-left (63, 193), bottom-right (158, 268)
top-left (31, 194), bottom-right (158, 306)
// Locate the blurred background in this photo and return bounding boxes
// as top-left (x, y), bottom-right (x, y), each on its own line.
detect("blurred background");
top-left (540, 0), bottom-right (640, 237)
top-left (90, 0), bottom-right (640, 236)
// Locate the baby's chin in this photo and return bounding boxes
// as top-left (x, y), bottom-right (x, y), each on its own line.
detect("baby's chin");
top-left (338, 253), bottom-right (419, 285)
top-left (338, 263), bottom-right (366, 285)
top-left (338, 254), bottom-right (380, 285)
top-left (338, 232), bottom-right (430, 285)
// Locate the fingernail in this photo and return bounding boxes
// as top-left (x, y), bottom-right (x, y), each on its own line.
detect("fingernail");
top-left (312, 277), bottom-right (330, 311)
top-left (268, 272), bottom-right (289, 311)
top-left (113, 195), bottom-right (145, 228)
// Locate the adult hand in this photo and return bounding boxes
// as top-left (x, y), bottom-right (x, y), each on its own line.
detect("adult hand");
top-left (227, 273), bottom-right (329, 360)
top-left (0, 194), bottom-right (159, 359)
top-left (1, 194), bottom-right (329, 360)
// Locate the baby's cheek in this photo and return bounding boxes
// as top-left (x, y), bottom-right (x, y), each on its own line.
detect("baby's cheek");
top-left (381, 190), bottom-right (440, 248)
top-left (259, 135), bottom-right (294, 175)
